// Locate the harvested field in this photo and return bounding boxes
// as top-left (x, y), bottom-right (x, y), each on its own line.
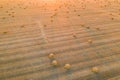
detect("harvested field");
top-left (0, 0), bottom-right (120, 80)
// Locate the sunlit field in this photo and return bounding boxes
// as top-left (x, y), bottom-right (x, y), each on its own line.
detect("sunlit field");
top-left (0, 0), bottom-right (120, 80)
top-left (0, 0), bottom-right (120, 27)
